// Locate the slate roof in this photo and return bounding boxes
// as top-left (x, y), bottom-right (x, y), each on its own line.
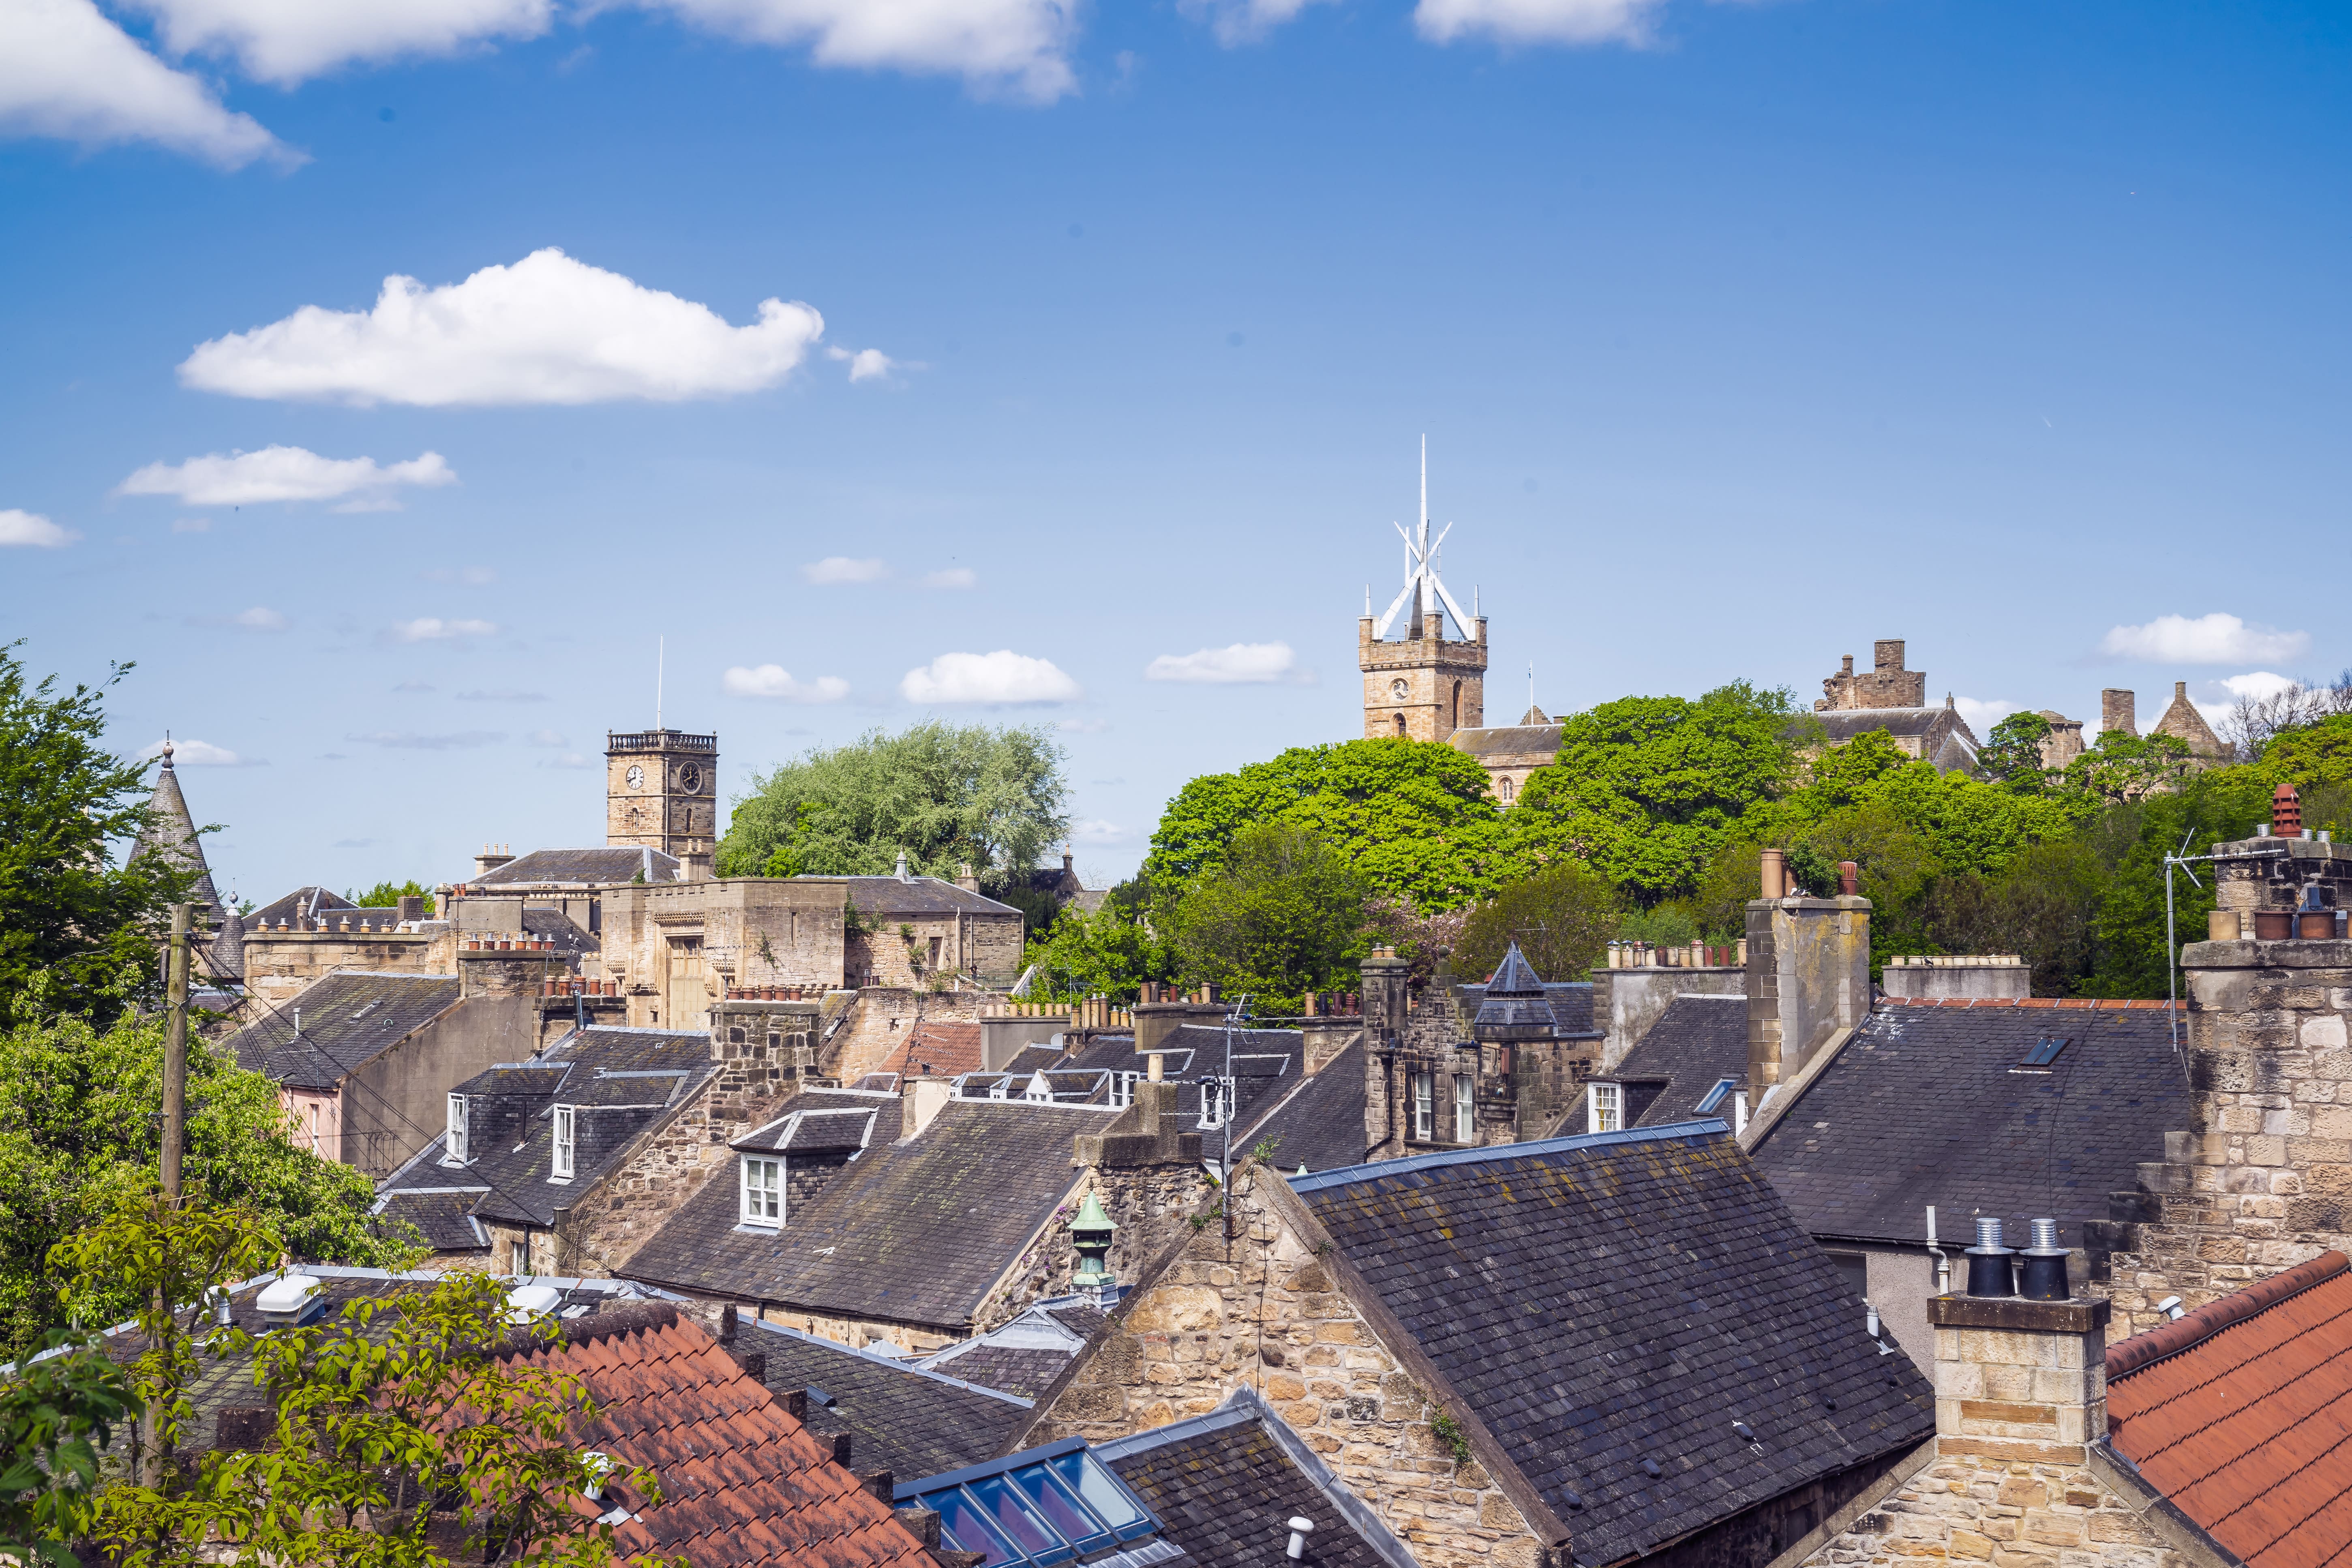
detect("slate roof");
top-left (476, 846), bottom-right (679, 886)
top-left (734, 1105), bottom-right (885, 1156)
top-left (374, 1190), bottom-right (489, 1251)
top-left (1472, 941), bottom-right (1559, 1034)
top-left (1292, 1124), bottom-right (1936, 1565)
top-left (1447, 724), bottom-right (1563, 759)
top-left (1453, 978), bottom-right (1600, 1037)
top-left (501, 1302), bottom-right (942, 1568)
top-left (220, 970), bottom-right (462, 1085)
top-left (822, 876), bottom-right (1022, 917)
top-left (624, 1097), bottom-right (1109, 1332)
top-left (917, 1295), bottom-right (1100, 1397)
top-left (1099, 1391), bottom-right (1415, 1568)
top-left (921, 1346), bottom-right (1072, 1399)
top-left (1591, 994), bottom-right (1749, 1130)
top-left (2106, 1251), bottom-right (2352, 1568)
top-left (243, 885), bottom-right (361, 930)
top-left (1247, 1041), bottom-right (1371, 1174)
top-left (1747, 1000), bottom-right (2191, 1248)
top-left (375, 1025), bottom-right (719, 1234)
top-left (748, 1319), bottom-right (1031, 1479)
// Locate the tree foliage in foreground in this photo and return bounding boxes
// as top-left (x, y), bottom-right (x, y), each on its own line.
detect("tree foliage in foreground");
top-left (1161, 823), bottom-right (1368, 1016)
top-left (718, 722), bottom-right (1069, 896)
top-left (0, 643), bottom-right (196, 1026)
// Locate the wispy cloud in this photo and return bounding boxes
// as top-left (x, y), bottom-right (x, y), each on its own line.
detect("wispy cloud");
top-left (723, 664), bottom-right (850, 702)
top-left (825, 345), bottom-right (904, 382)
top-left (138, 737), bottom-right (259, 766)
top-left (0, 509), bottom-right (78, 548)
top-left (538, 752), bottom-right (592, 769)
top-left (1414, 0), bottom-right (1662, 46)
top-left (902, 651), bottom-right (1081, 705)
top-left (2098, 613), bottom-right (2309, 665)
top-left (185, 606), bottom-right (289, 632)
top-left (0, 0), bottom-right (294, 169)
top-left (1072, 818), bottom-right (1130, 845)
top-left (345, 730), bottom-right (504, 750)
top-left (116, 446), bottom-right (456, 507)
top-left (1952, 697), bottom-right (2018, 735)
top-left (1145, 641), bottom-right (1300, 684)
top-left (388, 617), bottom-right (498, 644)
top-left (525, 728), bottom-right (567, 746)
top-left (801, 556), bottom-right (890, 585)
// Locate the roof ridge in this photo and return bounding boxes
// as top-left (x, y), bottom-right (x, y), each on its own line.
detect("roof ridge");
top-left (2108, 1252), bottom-right (2352, 1380)
top-left (495, 1299), bottom-right (682, 1359)
top-left (1880, 997), bottom-right (2176, 1010)
top-left (1287, 1117), bottom-right (1729, 1193)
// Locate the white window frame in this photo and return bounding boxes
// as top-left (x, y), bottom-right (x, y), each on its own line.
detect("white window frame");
top-left (1412, 1072), bottom-right (1433, 1141)
top-left (1110, 1071), bottom-right (1137, 1109)
top-left (1587, 1081), bottom-right (1622, 1134)
top-left (740, 1156), bottom-right (783, 1227)
top-left (1200, 1076), bottom-right (1236, 1131)
top-left (551, 1105), bottom-right (576, 1180)
top-left (444, 1094), bottom-right (468, 1165)
top-left (1453, 1074), bottom-right (1475, 1145)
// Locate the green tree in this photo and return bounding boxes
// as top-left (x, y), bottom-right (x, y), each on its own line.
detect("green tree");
top-left (1164, 823), bottom-right (1367, 1015)
top-left (2082, 767), bottom-right (2273, 998)
top-left (1508, 683), bottom-right (1811, 903)
top-left (1146, 739), bottom-right (1515, 914)
top-left (1020, 881), bottom-right (1175, 1002)
top-left (2254, 714), bottom-right (2352, 790)
top-left (718, 724), bottom-right (1068, 895)
top-left (1452, 863), bottom-right (1620, 984)
top-left (0, 1013), bottom-right (402, 1357)
top-left (0, 1328), bottom-right (136, 1565)
top-left (1979, 711), bottom-right (2055, 790)
top-left (2059, 731), bottom-right (2198, 806)
top-left (0, 643), bottom-right (197, 1024)
top-left (1922, 840), bottom-right (2109, 997)
top-left (349, 880), bottom-right (434, 912)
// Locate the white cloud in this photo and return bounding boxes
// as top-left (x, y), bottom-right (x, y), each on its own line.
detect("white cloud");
top-left (1414, 0), bottom-right (1659, 45)
top-left (231, 606), bottom-right (287, 631)
top-left (634, 0), bottom-right (1078, 101)
top-left (139, 736), bottom-right (253, 766)
top-left (801, 556), bottom-right (889, 584)
top-left (723, 663), bottom-right (850, 701)
top-left (1952, 697), bottom-right (2017, 735)
top-left (179, 248), bottom-right (826, 407)
top-left (2220, 671), bottom-right (2298, 702)
top-left (2098, 613), bottom-right (2309, 665)
top-left (900, 650), bottom-right (1080, 705)
top-left (921, 567), bottom-right (975, 589)
top-left (347, 729), bottom-right (504, 749)
top-left (116, 445), bottom-right (456, 506)
top-left (0, 0), bottom-right (291, 169)
top-left (389, 617), bottom-right (497, 643)
top-left (1180, 0), bottom-right (1332, 45)
top-left (1072, 817), bottom-right (1129, 845)
top-left (825, 345), bottom-right (900, 382)
top-left (1145, 641), bottom-right (1297, 684)
top-left (120, 0), bottom-right (553, 86)
top-left (0, 509), bottom-right (77, 548)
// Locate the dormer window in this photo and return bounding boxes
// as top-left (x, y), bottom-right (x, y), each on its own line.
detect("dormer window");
top-left (1587, 1082), bottom-right (1622, 1134)
top-left (1109, 1071), bottom-right (1138, 1109)
top-left (551, 1105), bottom-right (576, 1180)
top-left (740, 1157), bottom-right (783, 1227)
top-left (444, 1094), bottom-right (468, 1165)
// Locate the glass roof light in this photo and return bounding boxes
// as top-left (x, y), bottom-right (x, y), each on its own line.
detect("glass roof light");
top-left (897, 1437), bottom-right (1169, 1568)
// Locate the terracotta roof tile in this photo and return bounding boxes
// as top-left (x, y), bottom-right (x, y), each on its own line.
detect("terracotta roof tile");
top-left (2106, 1252), bottom-right (2352, 1568)
top-left (500, 1303), bottom-right (937, 1568)
top-left (881, 1022), bottom-right (983, 1078)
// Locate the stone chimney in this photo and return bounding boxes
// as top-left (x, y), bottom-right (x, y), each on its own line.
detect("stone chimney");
top-left (1360, 946), bottom-right (1412, 1038)
top-left (397, 895), bottom-right (425, 922)
top-left (1744, 850), bottom-right (1871, 1097)
top-left (900, 1075), bottom-right (952, 1141)
top-left (1872, 638), bottom-right (1905, 673)
top-left (2100, 688), bottom-right (2137, 738)
top-left (474, 843), bottom-right (514, 878)
top-left (954, 863), bottom-right (980, 893)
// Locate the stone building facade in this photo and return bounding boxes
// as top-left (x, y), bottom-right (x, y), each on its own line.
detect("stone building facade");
top-left (1359, 613), bottom-right (1487, 744)
top-left (1446, 708), bottom-right (1562, 807)
top-left (600, 877), bottom-right (850, 1029)
top-left (605, 727), bottom-right (719, 875)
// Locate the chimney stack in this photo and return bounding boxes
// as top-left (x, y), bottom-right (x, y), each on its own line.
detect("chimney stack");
top-left (2100, 688), bottom-right (2138, 738)
top-left (1872, 638), bottom-right (1905, 673)
top-left (1744, 868), bottom-right (1870, 1101)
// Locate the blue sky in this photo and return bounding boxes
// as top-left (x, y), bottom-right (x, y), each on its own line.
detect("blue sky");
top-left (4, 0), bottom-right (2348, 904)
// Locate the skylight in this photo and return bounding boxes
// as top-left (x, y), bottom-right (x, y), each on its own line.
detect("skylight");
top-left (898, 1438), bottom-right (1160, 1568)
top-left (1694, 1077), bottom-right (1738, 1113)
top-left (2020, 1038), bottom-right (2069, 1069)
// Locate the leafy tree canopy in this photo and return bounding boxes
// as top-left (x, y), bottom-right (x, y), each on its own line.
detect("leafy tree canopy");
top-left (1452, 862), bottom-right (1620, 985)
top-left (718, 722), bottom-right (1069, 893)
top-left (348, 879), bottom-right (433, 911)
top-left (1163, 823), bottom-right (1368, 1016)
top-left (1507, 682), bottom-right (1810, 902)
top-left (0, 1013), bottom-right (400, 1356)
top-left (1980, 711), bottom-right (2055, 790)
top-left (1147, 739), bottom-right (1512, 914)
top-left (0, 643), bottom-right (196, 1024)
top-left (2254, 714), bottom-right (2352, 790)
top-left (1020, 880), bottom-right (1175, 1002)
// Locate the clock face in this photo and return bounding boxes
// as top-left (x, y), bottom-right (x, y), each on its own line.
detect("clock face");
top-left (1389, 678), bottom-right (1410, 699)
top-left (679, 763), bottom-right (703, 793)
top-left (625, 765), bottom-right (645, 789)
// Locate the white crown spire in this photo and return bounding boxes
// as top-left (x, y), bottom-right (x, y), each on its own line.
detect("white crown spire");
top-left (1371, 436), bottom-right (1471, 640)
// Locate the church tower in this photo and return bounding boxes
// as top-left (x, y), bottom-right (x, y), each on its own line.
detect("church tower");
top-left (1360, 441), bottom-right (1487, 743)
top-left (606, 728), bottom-right (719, 874)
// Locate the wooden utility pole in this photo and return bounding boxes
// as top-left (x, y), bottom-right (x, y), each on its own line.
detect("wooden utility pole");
top-left (163, 902), bottom-right (190, 1199)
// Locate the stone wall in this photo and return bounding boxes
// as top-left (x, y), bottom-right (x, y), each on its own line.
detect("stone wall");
top-left (1358, 615), bottom-right (1489, 744)
top-left (1745, 895), bottom-right (1872, 1095)
top-left (1590, 964), bottom-right (1745, 1071)
top-left (1818, 643), bottom-right (1927, 712)
top-left (240, 929), bottom-right (443, 1010)
top-left (1880, 957), bottom-right (2031, 1002)
top-left (972, 1161), bottom-right (1210, 1333)
top-left (846, 909), bottom-right (1024, 991)
top-left (601, 878), bottom-right (851, 1024)
top-left (2096, 934), bottom-right (2352, 1337)
top-left (1028, 1162), bottom-right (1545, 1568)
top-left (827, 987), bottom-right (1000, 1082)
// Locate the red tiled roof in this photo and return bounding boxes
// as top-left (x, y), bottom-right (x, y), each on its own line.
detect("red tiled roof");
top-left (499, 1303), bottom-right (937, 1568)
top-left (1880, 997), bottom-right (2175, 1010)
top-left (2105, 1252), bottom-right (2352, 1568)
top-left (883, 1022), bottom-right (983, 1078)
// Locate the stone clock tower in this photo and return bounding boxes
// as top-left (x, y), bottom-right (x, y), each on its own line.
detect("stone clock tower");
top-left (1359, 441), bottom-right (1487, 743)
top-left (606, 728), bottom-right (719, 874)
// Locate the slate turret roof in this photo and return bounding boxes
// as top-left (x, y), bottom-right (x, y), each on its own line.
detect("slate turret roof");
top-left (134, 743), bottom-right (244, 981)
top-left (1290, 1123), bottom-right (1937, 1566)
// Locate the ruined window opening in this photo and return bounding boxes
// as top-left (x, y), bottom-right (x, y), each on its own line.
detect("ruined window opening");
top-left (1394, 713), bottom-right (1407, 737)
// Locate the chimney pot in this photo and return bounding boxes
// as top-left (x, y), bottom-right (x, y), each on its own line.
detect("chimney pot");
top-left (1965, 1217), bottom-right (2016, 1297)
top-left (1838, 860), bottom-right (1859, 897)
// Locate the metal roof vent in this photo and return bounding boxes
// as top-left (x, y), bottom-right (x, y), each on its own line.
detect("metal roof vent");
top-left (1965, 1217), bottom-right (2015, 1298)
top-left (505, 1283), bottom-right (562, 1324)
top-left (2019, 1218), bottom-right (2070, 1300)
top-left (255, 1273), bottom-right (325, 1328)
top-left (1640, 1457), bottom-right (1663, 1479)
top-left (1284, 1517), bottom-right (1315, 1560)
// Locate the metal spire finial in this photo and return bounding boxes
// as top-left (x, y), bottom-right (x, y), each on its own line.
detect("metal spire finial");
top-left (1371, 439), bottom-right (1471, 641)
top-left (160, 730), bottom-right (174, 769)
